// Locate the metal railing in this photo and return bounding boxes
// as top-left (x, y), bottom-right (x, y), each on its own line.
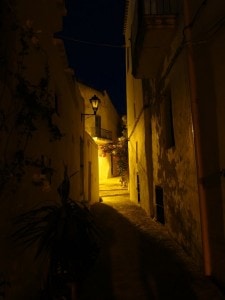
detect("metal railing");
top-left (143, 0), bottom-right (178, 15)
top-left (130, 0), bottom-right (179, 77)
top-left (90, 127), bottom-right (112, 140)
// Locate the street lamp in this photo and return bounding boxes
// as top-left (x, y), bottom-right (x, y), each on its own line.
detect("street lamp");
top-left (81, 95), bottom-right (101, 119)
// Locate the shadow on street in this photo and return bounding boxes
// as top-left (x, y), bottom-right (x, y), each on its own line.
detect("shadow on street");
top-left (78, 202), bottom-right (197, 300)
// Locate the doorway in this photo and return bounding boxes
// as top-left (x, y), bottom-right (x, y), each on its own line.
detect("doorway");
top-left (137, 174), bottom-right (140, 203)
top-left (155, 186), bottom-right (165, 224)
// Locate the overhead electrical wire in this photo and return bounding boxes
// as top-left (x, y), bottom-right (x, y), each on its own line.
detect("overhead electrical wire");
top-left (55, 34), bottom-right (126, 48)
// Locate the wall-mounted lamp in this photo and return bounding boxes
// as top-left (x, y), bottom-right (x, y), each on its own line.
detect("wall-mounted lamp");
top-left (81, 95), bottom-right (101, 119)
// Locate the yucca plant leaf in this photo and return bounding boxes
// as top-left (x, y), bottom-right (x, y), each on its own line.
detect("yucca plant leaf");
top-left (11, 198), bottom-right (101, 284)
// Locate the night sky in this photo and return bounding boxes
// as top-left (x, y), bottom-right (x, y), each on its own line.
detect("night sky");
top-left (57, 0), bottom-right (126, 115)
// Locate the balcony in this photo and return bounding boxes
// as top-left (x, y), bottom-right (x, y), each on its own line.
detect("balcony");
top-left (131, 0), bottom-right (179, 78)
top-left (90, 127), bottom-right (112, 144)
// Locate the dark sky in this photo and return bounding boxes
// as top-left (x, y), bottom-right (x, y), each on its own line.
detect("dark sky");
top-left (58, 0), bottom-right (126, 115)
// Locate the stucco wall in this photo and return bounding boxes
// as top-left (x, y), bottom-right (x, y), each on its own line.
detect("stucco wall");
top-left (209, 29), bottom-right (225, 284)
top-left (190, 0), bottom-right (225, 282)
top-left (98, 153), bottom-right (112, 181)
top-left (78, 82), bottom-right (121, 181)
top-left (125, 0), bottom-right (203, 268)
top-left (0, 1), bottom-right (84, 298)
top-left (177, 0), bottom-right (225, 284)
top-left (78, 83), bottom-right (120, 142)
top-left (83, 132), bottom-right (99, 204)
top-left (152, 51), bottom-right (202, 265)
top-left (126, 60), bottom-right (152, 215)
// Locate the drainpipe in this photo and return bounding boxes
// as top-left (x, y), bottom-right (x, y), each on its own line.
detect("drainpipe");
top-left (183, 0), bottom-right (211, 276)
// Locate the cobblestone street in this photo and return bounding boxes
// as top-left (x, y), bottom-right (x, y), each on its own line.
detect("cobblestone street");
top-left (79, 177), bottom-right (225, 300)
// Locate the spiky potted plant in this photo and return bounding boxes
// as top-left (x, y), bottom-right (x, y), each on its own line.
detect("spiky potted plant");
top-left (12, 166), bottom-right (100, 300)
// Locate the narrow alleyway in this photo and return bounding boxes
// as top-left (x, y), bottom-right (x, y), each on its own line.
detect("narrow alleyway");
top-left (79, 177), bottom-right (225, 300)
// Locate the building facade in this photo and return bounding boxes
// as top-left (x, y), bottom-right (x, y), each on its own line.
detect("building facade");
top-left (78, 83), bottom-right (121, 182)
top-left (83, 131), bottom-right (99, 204)
top-left (0, 0), bottom-right (98, 298)
top-left (124, 0), bottom-right (225, 287)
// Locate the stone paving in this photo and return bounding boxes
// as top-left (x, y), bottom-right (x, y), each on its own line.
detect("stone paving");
top-left (79, 177), bottom-right (225, 300)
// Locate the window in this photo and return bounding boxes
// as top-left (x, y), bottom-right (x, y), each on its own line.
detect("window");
top-left (163, 92), bottom-right (175, 149)
top-left (155, 186), bottom-right (165, 224)
top-left (142, 78), bottom-right (151, 106)
top-left (137, 174), bottom-right (141, 203)
top-left (136, 141), bottom-right (138, 163)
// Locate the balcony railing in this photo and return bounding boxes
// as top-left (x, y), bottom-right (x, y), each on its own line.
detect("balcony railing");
top-left (142, 0), bottom-right (178, 15)
top-left (131, 0), bottom-right (179, 78)
top-left (90, 127), bottom-right (112, 141)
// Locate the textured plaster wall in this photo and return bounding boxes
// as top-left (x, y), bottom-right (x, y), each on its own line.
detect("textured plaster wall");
top-left (78, 83), bottom-right (120, 181)
top-left (125, 0), bottom-right (152, 217)
top-left (0, 1), bottom-right (84, 298)
top-left (124, 0), bottom-right (203, 266)
top-left (209, 30), bottom-right (225, 284)
top-left (151, 52), bottom-right (203, 265)
top-left (78, 83), bottom-right (120, 142)
top-left (98, 152), bottom-right (112, 181)
top-left (211, 28), bottom-right (225, 234)
top-left (125, 0), bottom-right (225, 281)
top-left (192, 4), bottom-right (225, 282)
top-left (84, 132), bottom-right (99, 204)
top-left (183, 0), bottom-right (225, 283)
top-left (126, 75), bottom-right (151, 214)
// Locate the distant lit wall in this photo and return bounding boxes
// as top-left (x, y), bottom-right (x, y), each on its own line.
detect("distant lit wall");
top-left (98, 152), bottom-right (111, 181)
top-left (78, 83), bottom-right (120, 182)
top-left (124, 1), bottom-right (152, 215)
top-left (83, 132), bottom-right (99, 204)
